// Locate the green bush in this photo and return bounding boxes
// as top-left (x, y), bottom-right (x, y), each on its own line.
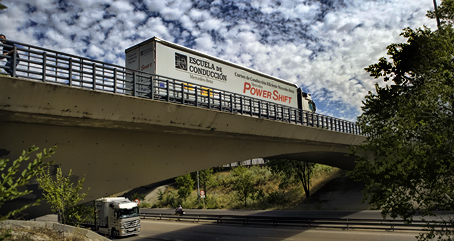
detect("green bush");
top-left (139, 202), bottom-right (151, 208)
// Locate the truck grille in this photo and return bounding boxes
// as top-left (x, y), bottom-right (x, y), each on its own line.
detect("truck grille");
top-left (124, 220), bottom-right (138, 228)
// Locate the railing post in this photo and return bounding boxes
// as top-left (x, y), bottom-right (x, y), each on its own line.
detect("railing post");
top-left (266, 103), bottom-right (270, 119)
top-left (208, 89), bottom-right (211, 109)
top-left (316, 114), bottom-right (320, 127)
top-left (12, 45), bottom-right (17, 77)
top-left (195, 86), bottom-right (198, 107)
top-left (166, 79), bottom-right (169, 101)
top-left (230, 94), bottom-right (233, 113)
top-left (258, 101), bottom-right (261, 118)
top-left (68, 58), bottom-right (73, 86)
top-left (92, 62), bottom-right (96, 90)
top-left (134, 72), bottom-right (138, 97)
top-left (321, 116), bottom-right (325, 129)
top-left (219, 92), bottom-right (222, 110)
top-left (27, 46), bottom-right (31, 78)
top-left (113, 68), bottom-right (117, 94)
top-left (274, 105), bottom-right (277, 120)
top-left (42, 51), bottom-right (47, 82)
top-left (281, 106), bottom-right (284, 120)
top-left (240, 96), bottom-right (243, 115)
top-left (181, 83), bottom-right (185, 104)
top-left (249, 99), bottom-right (252, 116)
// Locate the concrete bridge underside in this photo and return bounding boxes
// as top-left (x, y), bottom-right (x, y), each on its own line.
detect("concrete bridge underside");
top-left (0, 77), bottom-right (365, 217)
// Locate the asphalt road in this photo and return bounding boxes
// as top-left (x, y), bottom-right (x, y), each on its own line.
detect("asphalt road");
top-left (125, 219), bottom-right (420, 241)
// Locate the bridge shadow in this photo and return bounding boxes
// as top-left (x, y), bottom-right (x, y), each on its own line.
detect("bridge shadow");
top-left (131, 208), bottom-right (388, 241)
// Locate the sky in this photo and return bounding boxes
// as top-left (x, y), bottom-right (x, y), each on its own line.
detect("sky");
top-left (0, 0), bottom-right (437, 121)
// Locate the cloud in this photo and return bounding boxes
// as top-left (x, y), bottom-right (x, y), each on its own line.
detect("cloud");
top-left (1, 0), bottom-right (437, 120)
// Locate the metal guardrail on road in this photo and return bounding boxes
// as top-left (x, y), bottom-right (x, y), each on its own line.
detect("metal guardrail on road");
top-left (139, 213), bottom-right (449, 232)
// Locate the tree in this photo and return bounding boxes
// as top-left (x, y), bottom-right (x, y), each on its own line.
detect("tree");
top-left (0, 146), bottom-right (54, 241)
top-left (231, 166), bottom-right (257, 207)
top-left (265, 159), bottom-right (314, 198)
top-left (0, 0), bottom-right (7, 10)
top-left (175, 174), bottom-right (195, 201)
top-left (199, 168), bottom-right (213, 196)
top-left (0, 146), bottom-right (54, 220)
top-left (350, 23), bottom-right (454, 240)
top-left (36, 167), bottom-right (89, 226)
top-left (427, 0), bottom-right (454, 25)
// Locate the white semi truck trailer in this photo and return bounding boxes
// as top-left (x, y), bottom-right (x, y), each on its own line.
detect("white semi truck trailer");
top-left (125, 37), bottom-right (315, 113)
top-left (90, 197), bottom-right (140, 238)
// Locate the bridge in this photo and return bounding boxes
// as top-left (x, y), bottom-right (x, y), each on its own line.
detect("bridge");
top-left (0, 40), bottom-right (365, 217)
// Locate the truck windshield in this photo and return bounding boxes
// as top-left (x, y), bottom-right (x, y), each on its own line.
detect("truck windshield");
top-left (117, 207), bottom-right (139, 219)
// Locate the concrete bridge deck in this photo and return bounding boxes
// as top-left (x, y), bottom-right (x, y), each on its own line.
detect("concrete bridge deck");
top-left (0, 76), bottom-right (365, 217)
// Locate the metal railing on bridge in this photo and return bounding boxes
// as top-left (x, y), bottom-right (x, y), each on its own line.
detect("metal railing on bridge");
top-left (0, 40), bottom-right (362, 135)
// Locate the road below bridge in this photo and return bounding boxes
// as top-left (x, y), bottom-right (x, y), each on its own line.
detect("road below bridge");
top-left (130, 219), bottom-right (420, 241)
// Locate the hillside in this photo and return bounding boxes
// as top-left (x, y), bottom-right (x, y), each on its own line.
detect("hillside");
top-left (122, 165), bottom-right (370, 211)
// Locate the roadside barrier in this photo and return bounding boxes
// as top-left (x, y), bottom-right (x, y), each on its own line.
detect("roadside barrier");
top-left (139, 213), bottom-right (448, 232)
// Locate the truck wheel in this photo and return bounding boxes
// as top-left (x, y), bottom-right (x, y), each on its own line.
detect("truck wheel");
top-left (111, 229), bottom-right (118, 238)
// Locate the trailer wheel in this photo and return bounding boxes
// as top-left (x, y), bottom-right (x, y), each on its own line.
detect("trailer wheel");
top-left (111, 228), bottom-right (118, 238)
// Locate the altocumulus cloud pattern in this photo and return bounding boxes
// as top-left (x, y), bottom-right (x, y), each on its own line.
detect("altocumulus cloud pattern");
top-left (0, 0), bottom-right (436, 120)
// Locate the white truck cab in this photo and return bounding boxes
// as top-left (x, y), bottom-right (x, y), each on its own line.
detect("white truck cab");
top-left (95, 197), bottom-right (140, 238)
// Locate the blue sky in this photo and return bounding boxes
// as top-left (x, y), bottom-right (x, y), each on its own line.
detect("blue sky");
top-left (1, 0), bottom-right (436, 121)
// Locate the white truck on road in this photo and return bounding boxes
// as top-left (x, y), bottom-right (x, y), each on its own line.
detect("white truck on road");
top-left (92, 197), bottom-right (140, 238)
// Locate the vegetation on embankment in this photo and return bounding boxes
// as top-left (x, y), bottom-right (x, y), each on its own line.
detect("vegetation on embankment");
top-left (145, 164), bottom-right (341, 210)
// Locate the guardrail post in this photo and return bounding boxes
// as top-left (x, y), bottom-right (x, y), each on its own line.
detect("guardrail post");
top-left (258, 101), bottom-right (261, 118)
top-left (68, 58), bottom-right (73, 86)
top-left (12, 45), bottom-right (17, 77)
top-left (249, 99), bottom-right (253, 116)
top-left (219, 92), bottom-right (222, 110)
top-left (240, 96), bottom-right (243, 115)
top-left (133, 72), bottom-right (138, 97)
top-left (208, 89), bottom-right (211, 109)
top-left (166, 79), bottom-right (169, 101)
top-left (113, 68), bottom-right (117, 93)
top-left (347, 219), bottom-right (349, 230)
top-left (92, 62), bottom-right (96, 90)
top-left (195, 86), bottom-right (198, 106)
top-left (181, 82), bottom-right (185, 104)
top-left (266, 103), bottom-right (270, 119)
top-left (230, 94), bottom-right (233, 113)
top-left (42, 51), bottom-right (47, 82)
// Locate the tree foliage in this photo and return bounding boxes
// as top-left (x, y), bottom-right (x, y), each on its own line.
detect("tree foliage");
top-left (266, 159), bottom-right (314, 198)
top-left (350, 19), bottom-right (454, 240)
top-left (427, 0), bottom-right (454, 25)
top-left (199, 168), bottom-right (213, 196)
top-left (231, 166), bottom-right (257, 207)
top-left (0, 146), bottom-right (54, 241)
top-left (0, 0), bottom-right (6, 10)
top-left (36, 167), bottom-right (89, 226)
top-left (0, 146), bottom-right (54, 220)
top-left (175, 173), bottom-right (194, 201)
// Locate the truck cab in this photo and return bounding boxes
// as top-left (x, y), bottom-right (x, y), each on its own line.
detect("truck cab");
top-left (297, 88), bottom-right (316, 113)
top-left (95, 197), bottom-right (140, 238)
